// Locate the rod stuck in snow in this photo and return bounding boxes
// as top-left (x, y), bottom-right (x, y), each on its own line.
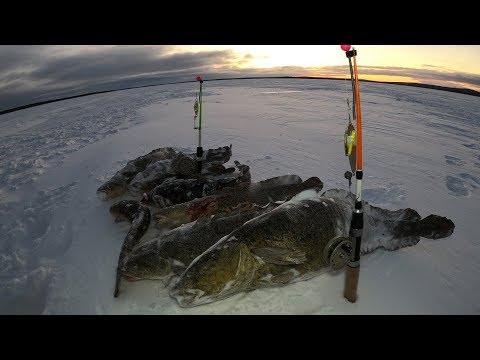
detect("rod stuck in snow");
top-left (341, 45), bottom-right (364, 303)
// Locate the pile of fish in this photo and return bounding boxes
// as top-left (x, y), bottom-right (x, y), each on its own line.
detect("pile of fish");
top-left (98, 145), bottom-right (455, 307)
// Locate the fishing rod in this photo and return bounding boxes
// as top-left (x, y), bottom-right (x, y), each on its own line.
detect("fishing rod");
top-left (341, 45), bottom-right (364, 303)
top-left (195, 76), bottom-right (204, 173)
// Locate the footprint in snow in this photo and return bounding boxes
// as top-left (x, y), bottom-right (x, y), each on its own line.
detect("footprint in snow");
top-left (362, 183), bottom-right (406, 207)
top-left (446, 173), bottom-right (480, 197)
top-left (444, 155), bottom-right (466, 167)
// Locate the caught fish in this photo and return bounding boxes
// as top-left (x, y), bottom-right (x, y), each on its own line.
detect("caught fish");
top-left (97, 147), bottom-right (178, 200)
top-left (115, 175), bottom-right (324, 295)
top-left (152, 176), bottom-right (323, 230)
top-left (109, 200), bottom-right (151, 297)
top-left (97, 145), bottom-right (234, 200)
top-left (121, 203), bottom-right (277, 283)
top-left (170, 188), bottom-right (455, 307)
top-left (127, 160), bottom-right (174, 196)
top-left (142, 160), bottom-right (253, 208)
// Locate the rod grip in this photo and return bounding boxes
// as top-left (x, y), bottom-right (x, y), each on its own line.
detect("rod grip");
top-left (344, 265), bottom-right (360, 303)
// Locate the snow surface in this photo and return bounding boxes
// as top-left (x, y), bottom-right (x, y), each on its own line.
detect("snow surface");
top-left (1, 79), bottom-right (479, 314)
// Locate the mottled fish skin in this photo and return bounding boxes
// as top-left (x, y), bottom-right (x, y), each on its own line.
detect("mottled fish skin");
top-left (171, 188), bottom-right (455, 307)
top-left (142, 178), bottom-right (207, 208)
top-left (127, 160), bottom-right (174, 196)
top-left (121, 204), bottom-right (277, 282)
top-left (258, 174), bottom-right (303, 187)
top-left (129, 146), bottom-right (237, 196)
top-left (97, 145), bottom-right (233, 201)
top-left (119, 176), bottom-right (324, 291)
top-left (110, 200), bottom-right (151, 297)
top-left (203, 145), bottom-right (232, 165)
top-left (97, 147), bottom-right (178, 200)
top-left (141, 161), bottom-right (253, 209)
top-left (152, 176), bottom-right (323, 230)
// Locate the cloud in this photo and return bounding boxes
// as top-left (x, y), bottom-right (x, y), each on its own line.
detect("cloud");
top-left (305, 65), bottom-right (480, 89)
top-left (1, 46), bottom-right (479, 112)
top-left (28, 47), bottom-right (238, 83)
top-left (0, 46), bottom-right (246, 110)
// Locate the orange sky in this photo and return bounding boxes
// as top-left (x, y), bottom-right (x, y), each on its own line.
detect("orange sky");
top-left (173, 45), bottom-right (480, 91)
top-left (1, 45), bottom-right (479, 112)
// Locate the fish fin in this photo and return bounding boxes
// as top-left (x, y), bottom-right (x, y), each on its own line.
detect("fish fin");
top-left (114, 267), bottom-right (122, 297)
top-left (251, 247), bottom-right (306, 265)
top-left (370, 205), bottom-right (421, 223)
top-left (271, 270), bottom-right (297, 284)
top-left (417, 214), bottom-right (455, 239)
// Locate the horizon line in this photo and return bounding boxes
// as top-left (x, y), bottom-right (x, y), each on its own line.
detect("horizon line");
top-left (1, 76), bottom-right (479, 116)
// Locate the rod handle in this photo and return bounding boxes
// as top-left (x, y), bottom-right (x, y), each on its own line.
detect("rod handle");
top-left (344, 265), bottom-right (360, 303)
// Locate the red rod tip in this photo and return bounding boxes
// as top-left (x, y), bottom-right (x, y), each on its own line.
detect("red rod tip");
top-left (196, 76), bottom-right (203, 81)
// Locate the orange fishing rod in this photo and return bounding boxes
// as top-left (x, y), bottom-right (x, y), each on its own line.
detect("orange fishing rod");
top-left (341, 45), bottom-right (364, 303)
top-left (353, 54), bottom-right (363, 175)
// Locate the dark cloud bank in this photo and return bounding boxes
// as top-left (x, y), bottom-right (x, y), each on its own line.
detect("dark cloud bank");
top-left (1, 46), bottom-right (479, 114)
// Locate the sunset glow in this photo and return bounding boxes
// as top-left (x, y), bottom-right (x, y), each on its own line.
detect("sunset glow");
top-left (1, 45), bottom-right (479, 112)
top-left (179, 45), bottom-right (480, 91)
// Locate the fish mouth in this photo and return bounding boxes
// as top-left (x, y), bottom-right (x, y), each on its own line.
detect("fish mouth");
top-left (123, 273), bottom-right (143, 281)
top-left (121, 254), bottom-right (172, 281)
top-left (97, 190), bottom-right (109, 201)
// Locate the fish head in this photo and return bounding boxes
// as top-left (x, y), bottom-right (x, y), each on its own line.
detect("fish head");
top-left (303, 176), bottom-right (323, 189)
top-left (97, 179), bottom-right (128, 200)
top-left (109, 200), bottom-right (138, 219)
top-left (170, 238), bottom-right (258, 307)
top-left (122, 248), bottom-right (171, 281)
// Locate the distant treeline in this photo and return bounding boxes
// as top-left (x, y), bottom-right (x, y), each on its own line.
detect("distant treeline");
top-left (1, 77), bottom-right (479, 116)
top-left (388, 81), bottom-right (480, 97)
top-left (295, 77), bottom-right (480, 97)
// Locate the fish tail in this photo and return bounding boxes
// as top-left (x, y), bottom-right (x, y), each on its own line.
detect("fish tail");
top-left (114, 268), bottom-right (121, 297)
top-left (114, 250), bottom-right (126, 297)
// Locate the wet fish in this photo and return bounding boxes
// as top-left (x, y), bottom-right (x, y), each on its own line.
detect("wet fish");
top-left (97, 147), bottom-right (178, 200)
top-left (170, 188), bottom-right (455, 307)
top-left (127, 160), bottom-right (174, 196)
top-left (141, 160), bottom-right (253, 208)
top-left (121, 203), bottom-right (277, 283)
top-left (152, 176), bottom-right (323, 230)
top-left (109, 200), bottom-right (151, 297)
top-left (115, 176), bottom-right (324, 294)
top-left (97, 145), bottom-right (233, 200)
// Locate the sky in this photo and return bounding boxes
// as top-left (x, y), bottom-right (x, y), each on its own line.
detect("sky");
top-left (1, 45), bottom-right (479, 112)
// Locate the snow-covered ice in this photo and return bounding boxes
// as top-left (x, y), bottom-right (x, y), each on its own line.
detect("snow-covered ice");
top-left (1, 79), bottom-right (479, 314)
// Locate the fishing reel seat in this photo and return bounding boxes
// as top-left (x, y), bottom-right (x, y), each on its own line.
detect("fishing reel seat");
top-left (323, 236), bottom-right (354, 270)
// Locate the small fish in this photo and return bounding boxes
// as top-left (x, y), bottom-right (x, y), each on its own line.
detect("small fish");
top-left (97, 147), bottom-right (178, 200)
top-left (97, 145), bottom-right (234, 200)
top-left (141, 161), bottom-right (253, 208)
